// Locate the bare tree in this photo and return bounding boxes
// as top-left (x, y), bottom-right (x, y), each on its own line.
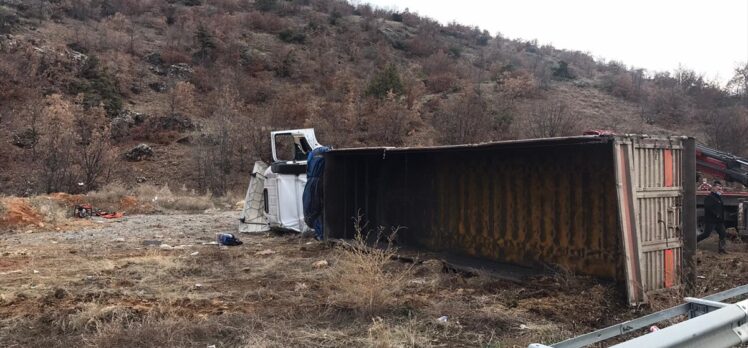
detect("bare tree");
top-left (703, 107), bottom-right (748, 157)
top-left (727, 62), bottom-right (748, 105)
top-left (39, 95), bottom-right (76, 193)
top-left (168, 80), bottom-right (196, 115)
top-left (525, 99), bottom-right (580, 138)
top-left (433, 87), bottom-right (510, 144)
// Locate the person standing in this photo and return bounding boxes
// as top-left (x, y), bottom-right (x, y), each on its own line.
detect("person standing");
top-left (697, 181), bottom-right (727, 254)
top-left (302, 146), bottom-right (330, 240)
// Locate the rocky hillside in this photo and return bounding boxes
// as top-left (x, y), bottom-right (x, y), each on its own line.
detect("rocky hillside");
top-left (0, 0), bottom-right (746, 196)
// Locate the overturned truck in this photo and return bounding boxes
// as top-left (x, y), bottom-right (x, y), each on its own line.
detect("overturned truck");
top-left (323, 135), bottom-right (697, 305)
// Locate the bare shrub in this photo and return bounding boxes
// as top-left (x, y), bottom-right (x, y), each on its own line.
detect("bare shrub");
top-left (422, 51), bottom-right (458, 94)
top-left (433, 87), bottom-right (512, 145)
top-left (324, 216), bottom-right (412, 315)
top-left (28, 196), bottom-right (70, 223)
top-left (86, 183), bottom-right (214, 213)
top-left (358, 93), bottom-right (417, 146)
top-left (167, 80), bottom-right (196, 116)
top-left (39, 94), bottom-right (77, 193)
top-left (703, 107), bottom-right (748, 157)
top-left (244, 10), bottom-right (286, 34)
top-left (496, 69), bottom-right (538, 99)
top-left (134, 184), bottom-right (214, 212)
top-left (523, 99), bottom-right (580, 138)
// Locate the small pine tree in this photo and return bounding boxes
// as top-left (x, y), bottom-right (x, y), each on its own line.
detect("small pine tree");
top-left (256, 0), bottom-right (277, 12)
top-left (366, 64), bottom-right (405, 98)
top-left (552, 61), bottom-right (574, 80)
top-left (194, 24), bottom-right (216, 64)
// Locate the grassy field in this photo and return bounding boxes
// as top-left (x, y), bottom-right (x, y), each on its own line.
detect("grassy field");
top-left (1, 198), bottom-right (746, 347)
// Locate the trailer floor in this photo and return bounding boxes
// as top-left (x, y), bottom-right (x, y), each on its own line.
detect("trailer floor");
top-left (0, 211), bottom-right (743, 347)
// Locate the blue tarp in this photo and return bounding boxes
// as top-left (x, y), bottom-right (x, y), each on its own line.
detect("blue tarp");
top-left (303, 146), bottom-right (330, 239)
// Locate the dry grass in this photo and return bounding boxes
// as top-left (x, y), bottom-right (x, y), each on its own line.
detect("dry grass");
top-left (366, 316), bottom-right (437, 347)
top-left (323, 217), bottom-right (413, 315)
top-left (28, 196), bottom-right (70, 224)
top-left (87, 183), bottom-right (216, 213)
top-left (1, 210), bottom-right (689, 347)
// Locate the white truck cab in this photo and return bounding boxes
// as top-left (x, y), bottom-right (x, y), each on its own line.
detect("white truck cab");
top-left (239, 128), bottom-right (322, 233)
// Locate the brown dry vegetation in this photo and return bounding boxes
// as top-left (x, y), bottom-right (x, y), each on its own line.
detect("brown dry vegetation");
top-left (1, 210), bottom-right (744, 347)
top-left (0, 211), bottom-right (629, 347)
top-left (1, 0), bottom-right (747, 196)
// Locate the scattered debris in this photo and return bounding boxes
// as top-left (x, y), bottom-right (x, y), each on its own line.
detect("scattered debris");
top-left (0, 270), bottom-right (22, 276)
top-left (437, 316), bottom-right (448, 324)
top-left (312, 260), bottom-right (329, 269)
top-left (255, 249), bottom-right (276, 256)
top-left (519, 324), bottom-right (529, 330)
top-left (217, 233), bottom-right (243, 246)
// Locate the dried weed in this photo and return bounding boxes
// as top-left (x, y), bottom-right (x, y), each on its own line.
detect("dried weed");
top-left (324, 215), bottom-right (413, 315)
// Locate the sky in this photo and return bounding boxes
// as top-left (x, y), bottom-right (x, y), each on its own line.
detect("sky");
top-left (361, 0), bottom-right (748, 86)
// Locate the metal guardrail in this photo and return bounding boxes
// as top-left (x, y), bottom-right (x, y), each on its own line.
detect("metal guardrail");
top-left (528, 284), bottom-right (748, 348)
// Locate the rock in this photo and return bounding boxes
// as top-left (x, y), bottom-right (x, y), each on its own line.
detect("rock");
top-left (159, 243), bottom-right (173, 250)
top-left (66, 47), bottom-right (88, 63)
top-left (235, 201), bottom-right (245, 210)
top-left (113, 238), bottom-right (125, 242)
top-left (149, 65), bottom-right (167, 76)
top-left (312, 260), bottom-right (329, 269)
top-left (136, 176), bottom-right (147, 183)
top-left (144, 52), bottom-right (163, 66)
top-left (168, 63), bottom-right (193, 78)
top-left (148, 82), bottom-right (167, 92)
top-left (190, 251), bottom-right (199, 256)
top-left (124, 144), bottom-right (153, 161)
top-left (255, 249), bottom-right (276, 256)
top-left (11, 128), bottom-right (39, 149)
top-left (110, 116), bottom-right (134, 140)
top-left (145, 114), bottom-right (195, 132)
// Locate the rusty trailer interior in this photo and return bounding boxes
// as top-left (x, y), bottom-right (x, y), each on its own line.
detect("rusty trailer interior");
top-left (323, 135), bottom-right (696, 305)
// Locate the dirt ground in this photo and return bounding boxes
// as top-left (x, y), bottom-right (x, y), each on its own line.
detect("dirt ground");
top-left (0, 211), bottom-right (745, 347)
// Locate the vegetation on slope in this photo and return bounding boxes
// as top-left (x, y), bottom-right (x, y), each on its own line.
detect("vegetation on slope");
top-left (0, 0), bottom-right (747, 195)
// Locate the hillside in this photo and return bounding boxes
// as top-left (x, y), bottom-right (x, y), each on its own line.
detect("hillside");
top-left (0, 0), bottom-right (746, 196)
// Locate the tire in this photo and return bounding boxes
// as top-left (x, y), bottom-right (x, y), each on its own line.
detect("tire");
top-left (271, 162), bottom-right (307, 175)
